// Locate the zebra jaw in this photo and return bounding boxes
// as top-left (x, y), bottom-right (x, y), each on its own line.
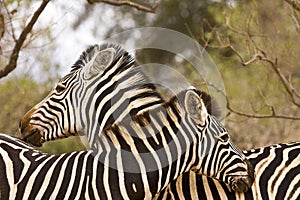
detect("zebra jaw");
top-left (22, 129), bottom-right (44, 147)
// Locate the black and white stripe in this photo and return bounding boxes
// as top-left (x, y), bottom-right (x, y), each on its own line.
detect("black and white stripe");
top-left (17, 88), bottom-right (253, 198)
top-left (154, 142), bottom-right (300, 200)
top-left (18, 44), bottom-right (254, 197)
top-left (20, 43), bottom-right (164, 147)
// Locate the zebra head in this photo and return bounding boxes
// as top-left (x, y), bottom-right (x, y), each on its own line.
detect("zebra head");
top-left (178, 88), bottom-right (254, 192)
top-left (19, 43), bottom-right (163, 147)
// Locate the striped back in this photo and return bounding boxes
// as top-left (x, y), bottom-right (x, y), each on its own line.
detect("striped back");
top-left (3, 137), bottom-right (299, 198)
top-left (19, 43), bottom-right (163, 147)
top-left (154, 142), bottom-right (300, 200)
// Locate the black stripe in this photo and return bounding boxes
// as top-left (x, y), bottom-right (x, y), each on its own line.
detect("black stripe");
top-left (0, 147), bottom-right (9, 200)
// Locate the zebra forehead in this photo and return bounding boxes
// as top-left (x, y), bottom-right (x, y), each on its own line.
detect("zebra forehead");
top-left (71, 43), bottom-right (133, 72)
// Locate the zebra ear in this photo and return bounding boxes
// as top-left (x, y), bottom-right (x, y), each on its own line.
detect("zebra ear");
top-left (83, 48), bottom-right (116, 80)
top-left (184, 90), bottom-right (207, 125)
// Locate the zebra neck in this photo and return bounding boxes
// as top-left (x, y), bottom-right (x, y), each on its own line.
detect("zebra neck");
top-left (85, 79), bottom-right (164, 147)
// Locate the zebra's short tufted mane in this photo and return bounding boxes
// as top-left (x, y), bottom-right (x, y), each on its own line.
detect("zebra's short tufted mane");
top-left (113, 89), bottom-right (221, 131)
top-left (195, 90), bottom-right (221, 118)
top-left (71, 43), bottom-right (134, 72)
top-left (168, 89), bottom-right (221, 118)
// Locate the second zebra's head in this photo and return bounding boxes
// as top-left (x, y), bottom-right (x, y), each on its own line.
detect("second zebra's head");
top-left (19, 43), bottom-right (163, 147)
top-left (174, 88), bottom-right (254, 192)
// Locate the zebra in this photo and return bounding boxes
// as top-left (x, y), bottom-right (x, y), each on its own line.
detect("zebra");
top-left (4, 88), bottom-right (253, 199)
top-left (154, 142), bottom-right (300, 200)
top-left (19, 43), bottom-right (164, 147)
top-left (18, 44), bottom-right (253, 192)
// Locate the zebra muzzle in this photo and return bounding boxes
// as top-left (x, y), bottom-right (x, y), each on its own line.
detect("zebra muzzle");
top-left (22, 128), bottom-right (43, 147)
top-left (19, 120), bottom-right (44, 147)
top-left (231, 159), bottom-right (254, 192)
top-left (231, 175), bottom-right (253, 192)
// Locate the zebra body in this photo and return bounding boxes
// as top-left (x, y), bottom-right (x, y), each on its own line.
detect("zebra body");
top-left (1, 133), bottom-right (153, 200)
top-left (2, 134), bottom-right (299, 200)
top-left (154, 142), bottom-right (300, 200)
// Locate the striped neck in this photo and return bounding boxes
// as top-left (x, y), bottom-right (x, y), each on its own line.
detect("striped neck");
top-left (82, 67), bottom-right (164, 148)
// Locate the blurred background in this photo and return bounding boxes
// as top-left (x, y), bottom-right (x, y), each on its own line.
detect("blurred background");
top-left (0, 0), bottom-right (299, 153)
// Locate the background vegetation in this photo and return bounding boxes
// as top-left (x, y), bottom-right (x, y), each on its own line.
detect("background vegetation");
top-left (0, 0), bottom-right (299, 153)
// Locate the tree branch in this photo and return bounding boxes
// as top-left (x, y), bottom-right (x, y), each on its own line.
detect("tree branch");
top-left (285, 0), bottom-right (300, 12)
top-left (87, 0), bottom-right (161, 13)
top-left (260, 57), bottom-right (300, 107)
top-left (0, 0), bottom-right (50, 79)
top-left (227, 101), bottom-right (300, 120)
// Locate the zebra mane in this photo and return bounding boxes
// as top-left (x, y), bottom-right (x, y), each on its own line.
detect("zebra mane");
top-left (196, 90), bottom-right (221, 118)
top-left (119, 89), bottom-right (221, 128)
top-left (71, 43), bottom-right (133, 72)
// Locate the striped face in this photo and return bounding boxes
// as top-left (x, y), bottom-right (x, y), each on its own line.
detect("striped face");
top-left (19, 44), bottom-right (163, 147)
top-left (181, 89), bottom-right (254, 192)
top-left (196, 115), bottom-right (254, 192)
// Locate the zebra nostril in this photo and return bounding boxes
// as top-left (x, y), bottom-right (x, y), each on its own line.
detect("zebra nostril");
top-left (231, 176), bottom-right (253, 192)
top-left (19, 120), bottom-right (22, 129)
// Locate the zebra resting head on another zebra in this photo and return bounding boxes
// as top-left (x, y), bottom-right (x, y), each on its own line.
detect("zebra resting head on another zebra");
top-left (19, 43), bottom-right (254, 193)
top-left (19, 88), bottom-right (255, 193)
top-left (19, 43), bottom-right (164, 147)
top-left (154, 142), bottom-right (300, 200)
top-left (96, 88), bottom-right (254, 192)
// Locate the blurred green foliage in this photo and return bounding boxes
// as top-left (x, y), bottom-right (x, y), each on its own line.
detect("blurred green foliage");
top-left (40, 136), bottom-right (86, 154)
top-left (0, 78), bottom-right (47, 135)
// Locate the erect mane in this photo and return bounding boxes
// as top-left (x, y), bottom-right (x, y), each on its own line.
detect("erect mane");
top-left (71, 43), bottom-right (134, 72)
top-left (196, 90), bottom-right (221, 118)
top-left (127, 89), bottom-right (221, 127)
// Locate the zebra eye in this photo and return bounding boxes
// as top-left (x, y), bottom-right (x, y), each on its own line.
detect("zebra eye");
top-left (219, 133), bottom-right (229, 142)
top-left (55, 83), bottom-right (66, 93)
